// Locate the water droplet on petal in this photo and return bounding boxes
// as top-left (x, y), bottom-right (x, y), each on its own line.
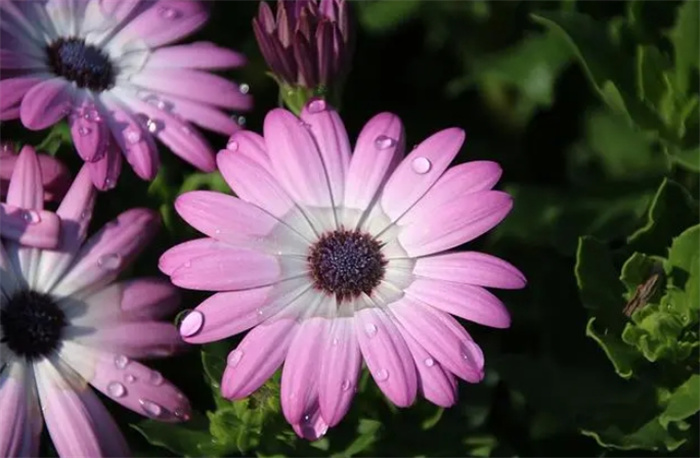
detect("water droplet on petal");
top-left (375, 369), bottom-right (389, 382)
top-left (114, 355), bottom-right (129, 369)
top-left (97, 253), bottom-right (122, 270)
top-left (226, 140), bottom-right (239, 151)
top-left (308, 99), bottom-right (327, 113)
top-left (228, 349), bottom-right (244, 367)
top-left (107, 382), bottom-right (126, 397)
top-left (364, 323), bottom-right (378, 337)
top-left (412, 157), bottom-right (432, 174)
top-left (341, 379), bottom-right (351, 391)
top-left (375, 135), bottom-right (396, 149)
top-left (146, 119), bottom-right (160, 134)
top-left (179, 310), bottom-right (204, 337)
top-left (78, 126), bottom-right (92, 136)
top-left (22, 210), bottom-right (41, 224)
top-left (303, 414), bottom-right (311, 423)
top-left (424, 357), bottom-right (435, 367)
top-left (174, 408), bottom-right (189, 420)
top-left (149, 371), bottom-right (164, 386)
top-left (236, 116), bottom-right (246, 126)
top-left (125, 128), bottom-right (141, 144)
top-left (332, 338), bottom-right (339, 346)
top-left (124, 374), bottom-right (136, 384)
top-left (239, 83), bottom-right (250, 94)
top-left (158, 6), bottom-right (180, 19)
top-left (139, 399), bottom-right (163, 417)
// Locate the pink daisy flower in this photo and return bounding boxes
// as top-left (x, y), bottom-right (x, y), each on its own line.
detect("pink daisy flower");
top-left (0, 147), bottom-right (190, 456)
top-left (160, 100), bottom-right (526, 440)
top-left (0, 0), bottom-right (252, 190)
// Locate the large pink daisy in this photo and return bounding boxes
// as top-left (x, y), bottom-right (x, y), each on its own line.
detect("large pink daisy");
top-left (0, 0), bottom-right (252, 190)
top-left (160, 100), bottom-right (526, 439)
top-left (0, 147), bottom-right (190, 456)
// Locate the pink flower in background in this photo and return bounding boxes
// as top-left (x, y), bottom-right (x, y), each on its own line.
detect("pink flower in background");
top-left (160, 100), bottom-right (525, 439)
top-left (0, 0), bottom-right (252, 190)
top-left (0, 143), bottom-right (71, 202)
top-left (0, 148), bottom-right (189, 456)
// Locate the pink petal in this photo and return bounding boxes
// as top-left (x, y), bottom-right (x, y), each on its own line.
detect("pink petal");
top-left (74, 386), bottom-right (131, 457)
top-left (0, 203), bottom-right (61, 248)
top-left (300, 101), bottom-right (350, 207)
top-left (400, 161), bottom-right (502, 225)
top-left (100, 95), bottom-right (159, 180)
top-left (73, 321), bottom-right (183, 358)
top-left (34, 360), bottom-right (102, 457)
top-left (390, 298), bottom-right (484, 383)
top-left (0, 49), bottom-right (45, 69)
top-left (113, 87), bottom-right (216, 172)
top-left (69, 101), bottom-right (111, 162)
top-left (414, 251), bottom-right (526, 290)
top-left (174, 191), bottom-right (307, 252)
top-left (291, 397), bottom-right (329, 441)
top-left (263, 108), bottom-right (333, 210)
top-left (397, 191), bottom-right (513, 257)
top-left (318, 317), bottom-right (361, 426)
top-left (98, 0), bottom-right (141, 23)
top-left (129, 69), bottom-right (251, 110)
top-left (146, 42), bottom-right (247, 69)
top-left (354, 307), bottom-right (417, 407)
top-left (222, 318), bottom-right (298, 399)
top-left (406, 279), bottom-right (511, 328)
top-left (87, 141), bottom-right (122, 190)
top-left (35, 166), bottom-right (96, 292)
top-left (60, 344), bottom-right (191, 422)
top-left (36, 153), bottom-right (72, 201)
top-left (0, 75), bottom-right (46, 116)
top-left (119, 278), bottom-right (181, 320)
top-left (112, 0), bottom-right (209, 48)
top-left (19, 77), bottom-right (72, 130)
top-left (170, 248), bottom-right (281, 291)
top-left (401, 330), bottom-right (457, 408)
top-left (162, 94), bottom-right (241, 136)
top-left (0, 363), bottom-right (39, 457)
top-left (6, 145), bottom-right (43, 209)
top-left (52, 208), bottom-right (160, 296)
top-left (344, 112), bottom-right (405, 220)
top-left (379, 128), bottom-right (465, 222)
top-left (281, 317), bottom-right (328, 424)
top-left (178, 279), bottom-right (309, 344)
top-left (158, 237), bottom-right (223, 276)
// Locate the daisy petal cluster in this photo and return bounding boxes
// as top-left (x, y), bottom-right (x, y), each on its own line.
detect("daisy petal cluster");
top-left (0, 0), bottom-right (252, 190)
top-left (0, 148), bottom-right (190, 456)
top-left (160, 100), bottom-right (526, 439)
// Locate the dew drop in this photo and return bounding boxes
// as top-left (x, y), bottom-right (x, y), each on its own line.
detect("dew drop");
top-left (341, 379), bottom-right (351, 391)
top-left (97, 253), bottom-right (122, 270)
top-left (139, 399), bottom-right (163, 417)
top-left (80, 210), bottom-right (89, 220)
top-left (183, 260), bottom-right (192, 268)
top-left (411, 156), bottom-right (432, 174)
top-left (181, 125), bottom-right (192, 135)
top-left (226, 140), bottom-right (239, 151)
top-left (158, 6), bottom-right (180, 19)
top-left (307, 99), bottom-right (327, 113)
top-left (257, 308), bottom-right (265, 317)
top-left (424, 357), bottom-right (435, 367)
top-left (125, 128), bottom-right (141, 144)
top-left (179, 310), bottom-right (204, 337)
top-left (374, 135), bottom-right (396, 150)
top-left (22, 210), bottom-right (41, 224)
top-left (174, 408), bottom-right (189, 420)
top-left (124, 374), bottom-right (136, 384)
top-left (114, 355), bottom-right (129, 369)
top-left (331, 338), bottom-right (339, 346)
top-left (146, 119), bottom-right (160, 134)
top-left (78, 126), bottom-right (92, 136)
top-left (236, 116), bottom-right (246, 126)
top-left (107, 382), bottom-right (126, 398)
top-left (303, 414), bottom-right (311, 423)
top-left (149, 371), bottom-right (164, 386)
top-left (364, 323), bottom-right (378, 337)
top-left (239, 83), bottom-right (250, 94)
top-left (227, 349), bottom-right (244, 367)
top-left (375, 369), bottom-right (389, 382)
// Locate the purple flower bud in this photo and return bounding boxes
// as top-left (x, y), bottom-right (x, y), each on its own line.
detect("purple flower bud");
top-left (253, 0), bottom-right (354, 89)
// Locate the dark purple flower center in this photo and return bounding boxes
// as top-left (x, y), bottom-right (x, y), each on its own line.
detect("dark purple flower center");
top-left (308, 229), bottom-right (386, 302)
top-left (46, 37), bottom-right (116, 91)
top-left (0, 290), bottom-right (66, 361)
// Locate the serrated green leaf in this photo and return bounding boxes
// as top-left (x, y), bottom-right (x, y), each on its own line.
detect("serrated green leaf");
top-left (131, 413), bottom-right (212, 458)
top-left (621, 304), bottom-right (691, 362)
top-left (664, 224), bottom-right (700, 324)
top-left (586, 317), bottom-right (639, 378)
top-left (619, 253), bottom-right (665, 297)
top-left (660, 375), bottom-right (700, 427)
top-left (581, 415), bottom-right (687, 451)
top-left (669, 0), bottom-right (700, 94)
top-left (626, 179), bottom-right (698, 257)
top-left (636, 46), bottom-right (673, 109)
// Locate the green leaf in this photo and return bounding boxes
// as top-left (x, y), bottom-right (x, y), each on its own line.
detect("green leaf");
top-left (357, 0), bottom-right (422, 33)
top-left (332, 419), bottom-right (382, 457)
top-left (619, 252), bottom-right (664, 297)
top-left (131, 413), bottom-right (212, 458)
top-left (660, 375), bottom-right (700, 427)
top-left (664, 224), bottom-right (700, 323)
top-left (621, 303), bottom-right (691, 362)
top-left (669, 0), bottom-right (700, 94)
top-left (179, 171), bottom-right (230, 194)
top-left (581, 414), bottom-right (687, 451)
top-left (575, 236), bottom-right (626, 321)
top-left (34, 122), bottom-right (71, 156)
top-left (586, 317), bottom-right (639, 378)
top-left (626, 179), bottom-right (698, 257)
top-left (669, 145), bottom-right (700, 171)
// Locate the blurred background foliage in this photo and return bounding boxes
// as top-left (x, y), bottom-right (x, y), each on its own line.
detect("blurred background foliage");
top-left (2, 0), bottom-right (698, 456)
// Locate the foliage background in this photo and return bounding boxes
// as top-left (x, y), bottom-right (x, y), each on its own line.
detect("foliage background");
top-left (2, 0), bottom-right (699, 456)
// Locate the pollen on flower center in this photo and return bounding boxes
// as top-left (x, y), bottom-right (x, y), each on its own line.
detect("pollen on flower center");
top-left (46, 37), bottom-right (116, 91)
top-left (308, 229), bottom-right (387, 303)
top-left (0, 290), bottom-right (67, 361)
